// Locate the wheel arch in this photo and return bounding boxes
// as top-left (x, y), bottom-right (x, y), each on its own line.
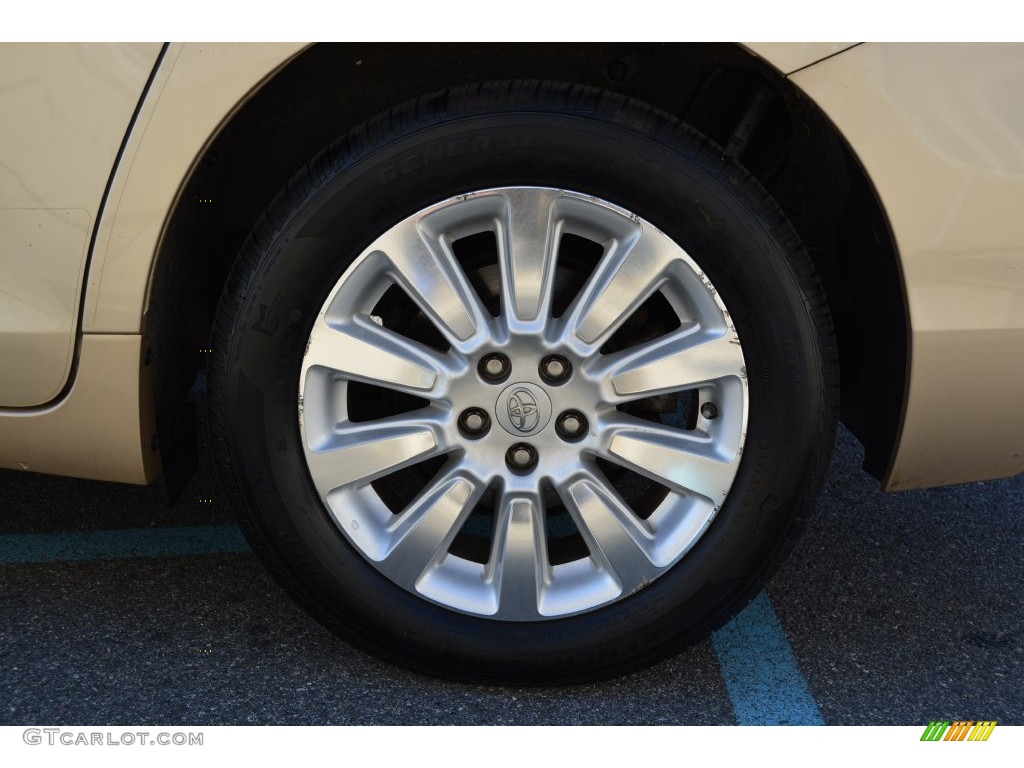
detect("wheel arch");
top-left (146, 42), bottom-right (907, 490)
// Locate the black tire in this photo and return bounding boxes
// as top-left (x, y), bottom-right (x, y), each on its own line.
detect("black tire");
top-left (208, 81), bottom-right (838, 684)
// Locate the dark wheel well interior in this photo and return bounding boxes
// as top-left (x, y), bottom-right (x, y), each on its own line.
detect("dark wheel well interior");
top-left (147, 42), bottom-right (906, 493)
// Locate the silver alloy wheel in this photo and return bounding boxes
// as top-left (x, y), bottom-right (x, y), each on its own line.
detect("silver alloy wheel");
top-left (298, 187), bottom-right (748, 621)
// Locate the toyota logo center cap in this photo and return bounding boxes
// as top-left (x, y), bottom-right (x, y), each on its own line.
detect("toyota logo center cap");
top-left (495, 382), bottom-right (553, 437)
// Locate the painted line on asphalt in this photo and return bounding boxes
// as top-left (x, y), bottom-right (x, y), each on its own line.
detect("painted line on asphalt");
top-left (0, 523), bottom-right (822, 725)
top-left (711, 590), bottom-right (824, 725)
top-left (0, 524), bottom-right (250, 564)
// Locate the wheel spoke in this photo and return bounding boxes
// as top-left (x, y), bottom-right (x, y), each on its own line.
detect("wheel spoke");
top-left (603, 326), bottom-right (744, 401)
top-left (488, 495), bottom-right (547, 617)
top-left (377, 473), bottom-right (477, 585)
top-left (376, 223), bottom-right (486, 343)
top-left (303, 317), bottom-right (443, 396)
top-left (602, 418), bottom-right (737, 505)
top-left (306, 423), bottom-right (439, 492)
top-left (299, 188), bottom-right (751, 621)
top-left (568, 228), bottom-right (677, 347)
top-left (496, 188), bottom-right (561, 324)
top-left (564, 475), bottom-right (662, 583)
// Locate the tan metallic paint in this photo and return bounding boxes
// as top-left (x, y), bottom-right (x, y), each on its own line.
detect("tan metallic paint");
top-left (743, 43), bottom-right (858, 75)
top-left (0, 43), bottom-right (161, 406)
top-left (0, 334), bottom-right (159, 483)
top-left (0, 43), bottom-right (303, 483)
top-left (792, 43), bottom-right (1024, 489)
top-left (84, 42), bottom-right (307, 334)
top-left (0, 207), bottom-right (89, 404)
top-left (2, 43), bottom-right (1022, 489)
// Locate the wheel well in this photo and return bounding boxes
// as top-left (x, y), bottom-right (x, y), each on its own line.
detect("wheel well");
top-left (148, 42), bottom-right (906, 490)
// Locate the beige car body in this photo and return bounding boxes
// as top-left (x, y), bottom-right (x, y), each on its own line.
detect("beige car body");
top-left (1, 42), bottom-right (1022, 490)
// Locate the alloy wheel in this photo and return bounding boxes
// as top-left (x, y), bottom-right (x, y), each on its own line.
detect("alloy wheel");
top-left (298, 187), bottom-right (749, 621)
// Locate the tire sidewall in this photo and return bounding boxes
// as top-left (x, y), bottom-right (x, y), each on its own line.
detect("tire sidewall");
top-left (216, 107), bottom-right (828, 679)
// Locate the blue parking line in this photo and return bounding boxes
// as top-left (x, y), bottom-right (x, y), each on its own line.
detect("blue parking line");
top-left (711, 590), bottom-right (824, 725)
top-left (0, 524), bottom-right (250, 564)
top-left (1, 522), bottom-right (820, 724)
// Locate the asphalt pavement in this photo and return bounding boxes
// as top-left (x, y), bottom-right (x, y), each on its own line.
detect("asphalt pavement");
top-left (0, 427), bottom-right (1020, 725)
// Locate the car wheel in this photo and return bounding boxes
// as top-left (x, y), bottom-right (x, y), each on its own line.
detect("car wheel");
top-left (208, 81), bottom-right (838, 683)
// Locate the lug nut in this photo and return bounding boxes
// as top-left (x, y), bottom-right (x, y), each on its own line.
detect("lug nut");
top-left (458, 407), bottom-right (491, 439)
top-left (700, 402), bottom-right (719, 420)
top-left (555, 410), bottom-right (589, 442)
top-left (478, 353), bottom-right (511, 384)
top-left (539, 354), bottom-right (572, 385)
top-left (545, 359), bottom-right (566, 378)
top-left (505, 443), bottom-right (538, 473)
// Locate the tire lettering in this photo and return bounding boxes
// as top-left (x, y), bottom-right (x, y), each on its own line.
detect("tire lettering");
top-left (377, 135), bottom-right (538, 184)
